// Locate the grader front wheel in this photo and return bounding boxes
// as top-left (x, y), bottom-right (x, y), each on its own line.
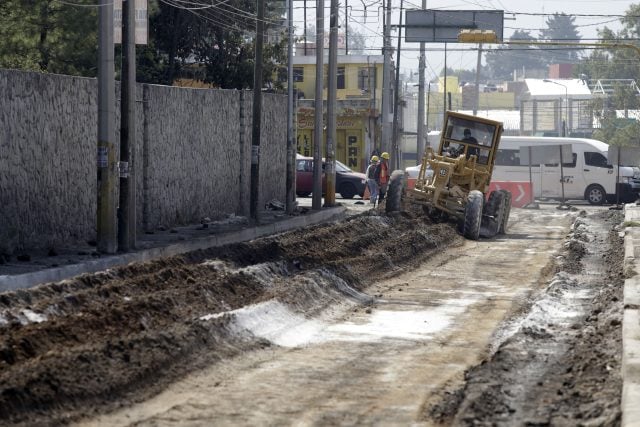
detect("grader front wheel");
top-left (463, 190), bottom-right (484, 240)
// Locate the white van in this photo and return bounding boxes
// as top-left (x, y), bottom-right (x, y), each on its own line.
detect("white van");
top-left (493, 136), bottom-right (639, 204)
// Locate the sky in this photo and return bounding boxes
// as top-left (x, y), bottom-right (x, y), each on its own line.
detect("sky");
top-left (291, 0), bottom-right (635, 79)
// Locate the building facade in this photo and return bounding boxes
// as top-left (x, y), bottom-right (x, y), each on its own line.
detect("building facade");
top-left (291, 55), bottom-right (385, 173)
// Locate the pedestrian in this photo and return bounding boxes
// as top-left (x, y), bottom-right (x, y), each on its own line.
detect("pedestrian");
top-left (375, 152), bottom-right (390, 203)
top-left (365, 155), bottom-right (380, 206)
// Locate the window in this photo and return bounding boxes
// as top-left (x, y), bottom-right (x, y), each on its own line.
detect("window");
top-left (545, 153), bottom-right (577, 168)
top-left (358, 67), bottom-right (375, 92)
top-left (584, 152), bottom-right (611, 168)
top-left (337, 67), bottom-right (345, 89)
top-left (293, 67), bottom-right (304, 82)
top-left (495, 149), bottom-right (523, 166)
top-left (323, 66), bottom-right (346, 89)
top-left (296, 160), bottom-right (311, 172)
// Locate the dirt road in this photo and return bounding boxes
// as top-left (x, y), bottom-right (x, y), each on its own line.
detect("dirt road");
top-left (0, 205), bottom-right (623, 426)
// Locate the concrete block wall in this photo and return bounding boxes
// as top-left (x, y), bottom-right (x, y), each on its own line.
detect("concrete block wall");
top-left (0, 69), bottom-right (287, 253)
top-left (0, 71), bottom-right (98, 253)
top-left (141, 85), bottom-right (244, 230)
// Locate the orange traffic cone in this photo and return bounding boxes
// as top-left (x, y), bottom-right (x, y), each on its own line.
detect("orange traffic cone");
top-left (363, 184), bottom-right (370, 200)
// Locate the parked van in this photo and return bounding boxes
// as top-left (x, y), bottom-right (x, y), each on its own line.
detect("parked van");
top-left (493, 136), bottom-right (639, 204)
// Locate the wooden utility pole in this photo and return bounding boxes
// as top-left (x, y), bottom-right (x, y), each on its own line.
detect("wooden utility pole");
top-left (118, 0), bottom-right (136, 251)
top-left (251, 0), bottom-right (266, 221)
top-left (286, 0), bottom-right (296, 214)
top-left (381, 0), bottom-right (392, 154)
top-left (416, 0), bottom-right (426, 166)
top-left (391, 0), bottom-right (403, 171)
top-left (325, 0), bottom-right (338, 207)
top-left (97, 0), bottom-right (117, 254)
top-left (312, 0), bottom-right (324, 210)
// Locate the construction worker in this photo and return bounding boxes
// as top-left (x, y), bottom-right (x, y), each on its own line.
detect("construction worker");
top-left (375, 152), bottom-right (390, 203)
top-left (366, 155), bottom-right (380, 206)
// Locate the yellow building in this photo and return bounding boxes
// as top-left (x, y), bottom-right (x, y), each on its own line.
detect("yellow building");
top-left (291, 54), bottom-right (385, 173)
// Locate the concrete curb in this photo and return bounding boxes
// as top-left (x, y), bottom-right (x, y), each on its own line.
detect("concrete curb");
top-left (623, 205), bottom-right (640, 427)
top-left (0, 207), bottom-right (346, 293)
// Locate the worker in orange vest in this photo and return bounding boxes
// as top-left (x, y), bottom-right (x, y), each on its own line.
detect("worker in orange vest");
top-left (375, 152), bottom-right (390, 203)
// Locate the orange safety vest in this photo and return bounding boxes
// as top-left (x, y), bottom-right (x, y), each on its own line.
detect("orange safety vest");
top-left (379, 161), bottom-right (389, 185)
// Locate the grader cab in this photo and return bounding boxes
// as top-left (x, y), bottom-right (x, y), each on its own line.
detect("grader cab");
top-left (386, 111), bottom-right (511, 240)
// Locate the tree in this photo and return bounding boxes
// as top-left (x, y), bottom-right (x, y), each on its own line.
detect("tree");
top-left (538, 13), bottom-right (581, 65)
top-left (576, 3), bottom-right (640, 142)
top-left (484, 30), bottom-right (544, 81)
top-left (347, 26), bottom-right (366, 54)
top-left (0, 0), bottom-right (288, 90)
top-left (0, 0), bottom-right (98, 76)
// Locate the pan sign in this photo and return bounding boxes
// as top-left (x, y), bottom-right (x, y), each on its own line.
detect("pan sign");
top-left (405, 9), bottom-right (504, 43)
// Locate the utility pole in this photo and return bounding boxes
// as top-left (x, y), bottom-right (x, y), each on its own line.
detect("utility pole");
top-left (325, 0), bottom-right (338, 206)
top-left (416, 0), bottom-right (426, 166)
top-left (391, 0), bottom-right (403, 171)
top-left (443, 42), bottom-right (447, 118)
top-left (251, 0), bottom-right (265, 222)
top-left (473, 43), bottom-right (482, 115)
top-left (312, 0), bottom-right (324, 210)
top-left (344, 0), bottom-right (348, 55)
top-left (118, 0), bottom-right (136, 251)
top-left (97, 0), bottom-right (117, 254)
top-left (381, 0), bottom-right (392, 154)
top-left (286, 0), bottom-right (295, 214)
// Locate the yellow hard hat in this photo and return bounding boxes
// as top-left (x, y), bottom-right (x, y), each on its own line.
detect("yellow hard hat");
top-left (371, 155), bottom-right (379, 162)
top-left (381, 152), bottom-right (390, 159)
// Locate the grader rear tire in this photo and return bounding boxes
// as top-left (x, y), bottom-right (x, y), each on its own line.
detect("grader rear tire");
top-left (483, 190), bottom-right (506, 237)
top-left (498, 189), bottom-right (512, 234)
top-left (385, 170), bottom-right (405, 213)
top-left (463, 190), bottom-right (484, 240)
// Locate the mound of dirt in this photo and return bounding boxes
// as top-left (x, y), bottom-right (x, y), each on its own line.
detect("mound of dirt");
top-left (0, 210), bottom-right (461, 426)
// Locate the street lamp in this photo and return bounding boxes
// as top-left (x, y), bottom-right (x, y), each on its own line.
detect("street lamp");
top-left (542, 79), bottom-right (568, 137)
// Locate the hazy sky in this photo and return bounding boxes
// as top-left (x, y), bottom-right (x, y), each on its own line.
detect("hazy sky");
top-left (292, 0), bottom-right (635, 77)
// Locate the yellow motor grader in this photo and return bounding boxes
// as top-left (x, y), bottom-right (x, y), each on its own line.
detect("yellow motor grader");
top-left (386, 111), bottom-right (511, 240)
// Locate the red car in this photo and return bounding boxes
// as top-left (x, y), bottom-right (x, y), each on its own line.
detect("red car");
top-left (296, 156), bottom-right (367, 199)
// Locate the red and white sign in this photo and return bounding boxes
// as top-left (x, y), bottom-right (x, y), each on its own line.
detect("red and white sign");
top-left (488, 181), bottom-right (532, 208)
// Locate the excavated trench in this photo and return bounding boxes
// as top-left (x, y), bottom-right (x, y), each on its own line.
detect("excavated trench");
top-left (0, 208), bottom-right (626, 426)
top-left (0, 210), bottom-right (462, 426)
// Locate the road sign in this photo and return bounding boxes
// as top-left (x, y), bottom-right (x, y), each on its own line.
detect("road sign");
top-left (405, 9), bottom-right (504, 43)
top-left (114, 0), bottom-right (148, 45)
top-left (489, 182), bottom-right (531, 208)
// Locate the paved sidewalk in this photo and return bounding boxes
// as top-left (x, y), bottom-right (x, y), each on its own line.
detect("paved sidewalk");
top-left (623, 204), bottom-right (640, 427)
top-left (0, 206), bottom-right (347, 292)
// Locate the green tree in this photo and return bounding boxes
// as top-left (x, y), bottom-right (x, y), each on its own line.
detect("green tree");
top-left (576, 3), bottom-right (640, 142)
top-left (0, 0), bottom-right (98, 76)
top-left (484, 30), bottom-right (544, 81)
top-left (576, 4), bottom-right (640, 81)
top-left (538, 13), bottom-right (581, 65)
top-left (347, 26), bottom-right (366, 54)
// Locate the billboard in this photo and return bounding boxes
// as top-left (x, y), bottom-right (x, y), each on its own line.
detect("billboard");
top-left (405, 9), bottom-right (504, 43)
